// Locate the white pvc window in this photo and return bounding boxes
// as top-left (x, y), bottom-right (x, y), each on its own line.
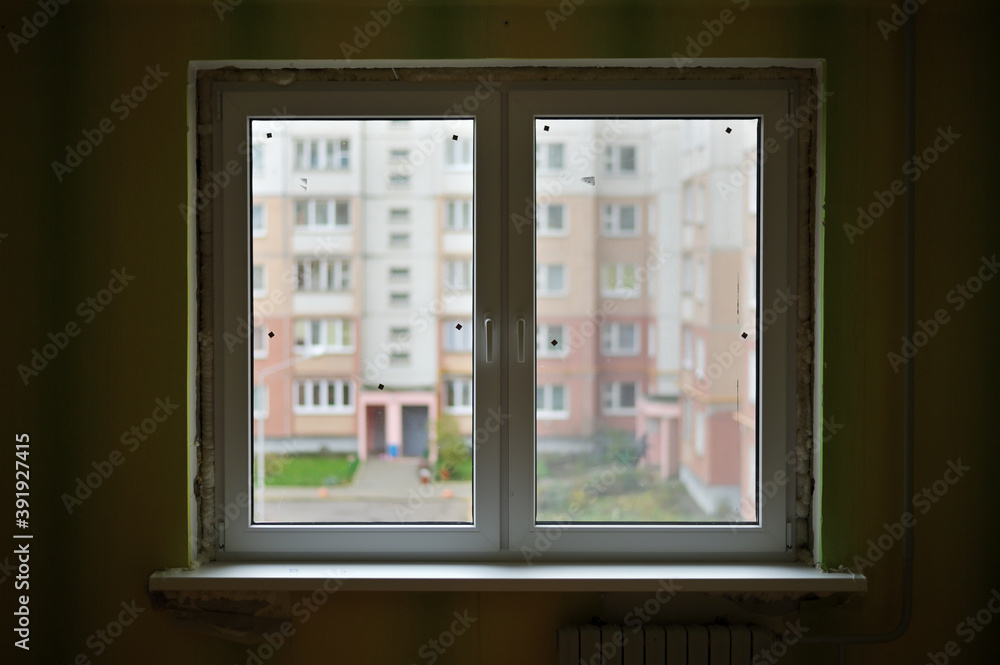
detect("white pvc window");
top-left (210, 68), bottom-right (801, 560)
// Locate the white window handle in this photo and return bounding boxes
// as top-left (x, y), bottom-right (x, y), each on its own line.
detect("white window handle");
top-left (517, 318), bottom-right (525, 363)
top-left (484, 316), bottom-right (494, 363)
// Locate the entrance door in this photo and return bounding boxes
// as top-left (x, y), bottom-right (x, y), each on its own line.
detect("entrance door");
top-left (366, 406), bottom-right (386, 456)
top-left (401, 406), bottom-right (429, 457)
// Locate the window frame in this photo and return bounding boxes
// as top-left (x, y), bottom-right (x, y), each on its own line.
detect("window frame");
top-left (204, 66), bottom-right (810, 563)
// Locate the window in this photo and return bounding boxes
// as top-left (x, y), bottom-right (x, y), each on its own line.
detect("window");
top-left (389, 232), bottom-right (410, 248)
top-left (293, 379), bottom-right (354, 413)
top-left (294, 200), bottom-right (351, 230)
top-left (252, 265), bottom-right (266, 298)
top-left (604, 145), bottom-right (637, 174)
top-left (444, 378), bottom-right (473, 414)
top-left (252, 144), bottom-right (264, 174)
top-left (601, 381), bottom-right (637, 414)
top-left (444, 320), bottom-right (473, 352)
top-left (206, 65), bottom-right (808, 561)
top-left (445, 137), bottom-right (472, 169)
top-left (536, 264), bottom-right (566, 296)
top-left (536, 203), bottom-right (566, 235)
top-left (536, 385), bottom-right (568, 419)
top-left (536, 142), bottom-right (564, 171)
top-left (295, 139), bottom-right (350, 170)
top-left (601, 204), bottom-right (638, 236)
top-left (445, 199), bottom-right (472, 231)
top-left (252, 325), bottom-right (269, 359)
top-left (294, 318), bottom-right (353, 353)
top-left (389, 148), bottom-right (410, 163)
top-left (251, 204), bottom-right (266, 237)
top-left (444, 260), bottom-right (472, 291)
top-left (601, 263), bottom-right (640, 298)
top-left (295, 259), bottom-right (351, 291)
top-left (252, 385), bottom-right (268, 419)
top-left (601, 322), bottom-right (639, 356)
top-left (536, 324), bottom-right (566, 357)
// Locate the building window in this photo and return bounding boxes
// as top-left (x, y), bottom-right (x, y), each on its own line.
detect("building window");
top-left (252, 144), bottom-right (264, 174)
top-left (682, 255), bottom-right (694, 295)
top-left (695, 410), bottom-right (706, 456)
top-left (252, 204), bottom-right (266, 237)
top-left (388, 173), bottom-right (410, 188)
top-left (389, 267), bottom-right (410, 283)
top-left (294, 200), bottom-right (351, 230)
top-left (601, 263), bottom-right (640, 298)
top-left (253, 385), bottom-right (268, 419)
top-left (444, 320), bottom-right (473, 352)
top-left (444, 378), bottom-right (473, 413)
top-left (536, 324), bottom-right (566, 357)
top-left (294, 318), bottom-right (353, 353)
top-left (536, 143), bottom-right (564, 171)
top-left (389, 207), bottom-right (410, 223)
top-left (604, 145), bottom-right (636, 175)
top-left (389, 232), bottom-right (410, 248)
top-left (683, 328), bottom-right (694, 370)
top-left (695, 337), bottom-right (706, 380)
top-left (536, 385), bottom-right (568, 419)
top-left (536, 204), bottom-right (566, 236)
top-left (601, 204), bottom-right (638, 236)
top-left (445, 137), bottom-right (472, 169)
top-left (601, 381), bottom-right (637, 414)
top-left (389, 148), bottom-right (410, 163)
top-left (601, 322), bottom-right (639, 356)
top-left (252, 325), bottom-right (269, 359)
top-left (252, 265), bottom-right (266, 298)
top-left (444, 260), bottom-right (472, 291)
top-left (536, 264), bottom-right (566, 296)
top-left (445, 199), bottom-right (473, 231)
top-left (390, 351), bottom-right (410, 366)
top-left (293, 379), bottom-right (354, 413)
top-left (295, 259), bottom-right (351, 291)
top-left (295, 139), bottom-right (350, 171)
top-left (389, 292), bottom-right (410, 307)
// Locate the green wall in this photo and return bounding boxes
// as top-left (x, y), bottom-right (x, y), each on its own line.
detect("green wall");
top-left (4, 0), bottom-right (998, 663)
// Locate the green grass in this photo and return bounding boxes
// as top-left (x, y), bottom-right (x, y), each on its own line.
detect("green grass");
top-left (435, 458), bottom-right (473, 481)
top-left (263, 453), bottom-right (359, 487)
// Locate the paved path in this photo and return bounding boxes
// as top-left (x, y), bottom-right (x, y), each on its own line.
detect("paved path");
top-left (256, 457), bottom-right (472, 523)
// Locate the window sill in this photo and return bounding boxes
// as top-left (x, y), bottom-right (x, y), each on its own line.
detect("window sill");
top-left (149, 562), bottom-right (864, 595)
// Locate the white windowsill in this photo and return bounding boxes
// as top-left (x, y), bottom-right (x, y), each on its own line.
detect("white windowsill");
top-left (149, 562), bottom-right (864, 594)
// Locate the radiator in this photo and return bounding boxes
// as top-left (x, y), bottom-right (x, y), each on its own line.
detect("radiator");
top-left (558, 624), bottom-right (775, 665)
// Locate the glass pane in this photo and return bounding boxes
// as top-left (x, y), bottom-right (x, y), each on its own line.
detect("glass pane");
top-left (535, 118), bottom-right (759, 524)
top-left (251, 118), bottom-right (474, 524)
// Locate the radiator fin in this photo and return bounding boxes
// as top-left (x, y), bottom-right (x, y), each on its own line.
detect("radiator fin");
top-left (558, 624), bottom-right (776, 665)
